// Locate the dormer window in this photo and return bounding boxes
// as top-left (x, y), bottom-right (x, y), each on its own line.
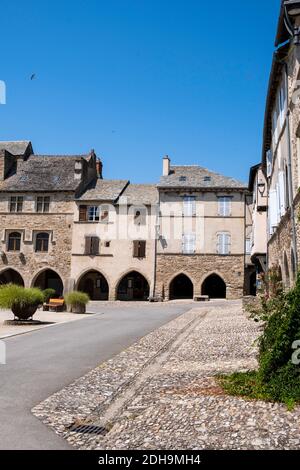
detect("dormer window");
top-left (179, 176), bottom-right (187, 182)
top-left (204, 176), bottom-right (211, 182)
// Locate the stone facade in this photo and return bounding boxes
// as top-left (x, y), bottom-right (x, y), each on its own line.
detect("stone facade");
top-left (0, 195), bottom-right (74, 290)
top-left (155, 254), bottom-right (245, 300)
top-left (0, 142), bottom-right (250, 301)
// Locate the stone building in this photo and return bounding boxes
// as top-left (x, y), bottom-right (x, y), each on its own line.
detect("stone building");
top-left (260, 1), bottom-right (300, 287)
top-left (155, 157), bottom-right (249, 300)
top-left (0, 141), bottom-right (250, 300)
top-left (0, 141), bottom-right (98, 294)
top-left (248, 164), bottom-right (267, 284)
top-left (71, 180), bottom-right (158, 301)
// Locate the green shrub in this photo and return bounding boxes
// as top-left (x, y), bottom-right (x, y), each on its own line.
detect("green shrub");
top-left (64, 291), bottom-right (90, 306)
top-left (42, 288), bottom-right (56, 303)
top-left (0, 284), bottom-right (44, 309)
top-left (219, 271), bottom-right (300, 408)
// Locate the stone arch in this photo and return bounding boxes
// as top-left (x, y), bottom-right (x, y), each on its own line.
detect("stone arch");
top-left (169, 273), bottom-right (194, 300)
top-left (31, 268), bottom-right (64, 296)
top-left (0, 268), bottom-right (25, 286)
top-left (116, 270), bottom-right (150, 301)
top-left (76, 269), bottom-right (109, 300)
top-left (201, 273), bottom-right (226, 299)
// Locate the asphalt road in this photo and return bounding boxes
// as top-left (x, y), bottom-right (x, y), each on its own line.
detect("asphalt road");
top-left (0, 302), bottom-right (194, 450)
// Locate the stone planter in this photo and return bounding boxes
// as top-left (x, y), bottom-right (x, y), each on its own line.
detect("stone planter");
top-left (70, 303), bottom-right (86, 314)
top-left (11, 304), bottom-right (39, 320)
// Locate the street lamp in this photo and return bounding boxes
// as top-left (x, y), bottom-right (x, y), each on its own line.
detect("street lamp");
top-left (257, 181), bottom-right (266, 196)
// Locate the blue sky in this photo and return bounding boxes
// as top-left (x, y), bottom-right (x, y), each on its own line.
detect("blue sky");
top-left (0, 0), bottom-right (279, 184)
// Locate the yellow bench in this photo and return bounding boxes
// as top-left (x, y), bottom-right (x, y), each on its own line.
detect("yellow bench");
top-left (43, 298), bottom-right (65, 312)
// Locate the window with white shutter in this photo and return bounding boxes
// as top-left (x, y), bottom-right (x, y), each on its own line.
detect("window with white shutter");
top-left (218, 197), bottom-right (231, 216)
top-left (269, 189), bottom-right (278, 233)
top-left (217, 233), bottom-right (231, 255)
top-left (183, 196), bottom-right (196, 216)
top-left (182, 233), bottom-right (196, 254)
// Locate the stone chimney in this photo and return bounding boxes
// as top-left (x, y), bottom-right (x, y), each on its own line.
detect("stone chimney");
top-left (163, 155), bottom-right (170, 176)
top-left (96, 158), bottom-right (103, 179)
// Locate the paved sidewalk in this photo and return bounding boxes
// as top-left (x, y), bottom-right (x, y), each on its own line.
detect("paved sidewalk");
top-left (0, 308), bottom-right (94, 338)
top-left (32, 301), bottom-right (300, 450)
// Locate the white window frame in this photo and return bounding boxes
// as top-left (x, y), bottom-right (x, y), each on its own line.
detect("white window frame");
top-left (183, 196), bottom-right (196, 217)
top-left (218, 196), bottom-right (231, 217)
top-left (182, 233), bottom-right (196, 254)
top-left (217, 232), bottom-right (231, 255)
top-left (245, 238), bottom-right (251, 255)
top-left (88, 206), bottom-right (100, 222)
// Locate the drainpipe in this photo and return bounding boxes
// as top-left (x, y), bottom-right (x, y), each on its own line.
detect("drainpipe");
top-left (150, 191), bottom-right (160, 300)
top-left (284, 62), bottom-right (298, 268)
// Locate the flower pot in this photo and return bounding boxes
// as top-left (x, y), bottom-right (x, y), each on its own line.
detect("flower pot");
top-left (71, 303), bottom-right (86, 314)
top-left (11, 304), bottom-right (38, 320)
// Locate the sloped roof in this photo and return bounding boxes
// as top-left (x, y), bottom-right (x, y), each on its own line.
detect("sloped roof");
top-left (0, 154), bottom-right (90, 192)
top-left (121, 183), bottom-right (159, 205)
top-left (0, 140), bottom-right (32, 156)
top-left (158, 166), bottom-right (246, 190)
top-left (78, 179), bottom-right (129, 201)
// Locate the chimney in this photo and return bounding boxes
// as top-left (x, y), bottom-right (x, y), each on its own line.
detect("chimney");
top-left (96, 158), bottom-right (103, 179)
top-left (163, 155), bottom-right (170, 176)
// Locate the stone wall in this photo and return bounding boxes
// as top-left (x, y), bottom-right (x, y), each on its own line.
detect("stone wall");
top-left (155, 254), bottom-right (245, 300)
top-left (267, 195), bottom-right (300, 287)
top-left (0, 194), bottom-right (74, 291)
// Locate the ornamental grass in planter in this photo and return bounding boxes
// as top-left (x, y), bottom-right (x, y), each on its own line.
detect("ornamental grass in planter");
top-left (64, 291), bottom-right (90, 314)
top-left (0, 284), bottom-right (44, 320)
top-left (42, 288), bottom-right (56, 303)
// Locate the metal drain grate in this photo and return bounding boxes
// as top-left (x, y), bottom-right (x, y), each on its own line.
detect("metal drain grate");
top-left (68, 424), bottom-right (109, 436)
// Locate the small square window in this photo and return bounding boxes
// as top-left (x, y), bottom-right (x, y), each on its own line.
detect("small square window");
top-left (105, 241), bottom-right (110, 248)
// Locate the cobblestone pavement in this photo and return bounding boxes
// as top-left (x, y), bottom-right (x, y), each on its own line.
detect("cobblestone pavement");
top-left (32, 300), bottom-right (300, 450)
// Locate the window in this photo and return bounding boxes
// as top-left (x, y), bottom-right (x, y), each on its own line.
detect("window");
top-left (36, 196), bottom-right (50, 213)
top-left (134, 209), bottom-right (146, 225)
top-left (35, 232), bottom-right (49, 252)
top-left (183, 196), bottom-right (196, 216)
top-left (246, 238), bottom-right (251, 255)
top-left (217, 233), bottom-right (231, 255)
top-left (104, 241), bottom-right (111, 248)
top-left (85, 236), bottom-right (100, 255)
top-left (79, 205), bottom-right (87, 222)
top-left (218, 197), bottom-right (231, 216)
top-left (88, 206), bottom-right (100, 222)
top-left (8, 232), bottom-right (21, 251)
top-left (133, 240), bottom-right (146, 258)
top-left (182, 233), bottom-right (196, 254)
top-left (10, 196), bottom-right (23, 213)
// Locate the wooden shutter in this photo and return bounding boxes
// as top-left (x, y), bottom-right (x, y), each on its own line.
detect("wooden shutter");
top-left (139, 241), bottom-right (146, 258)
top-left (79, 205), bottom-right (87, 222)
top-left (85, 236), bottom-right (92, 254)
top-left (133, 240), bottom-right (139, 258)
top-left (91, 237), bottom-right (99, 255)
